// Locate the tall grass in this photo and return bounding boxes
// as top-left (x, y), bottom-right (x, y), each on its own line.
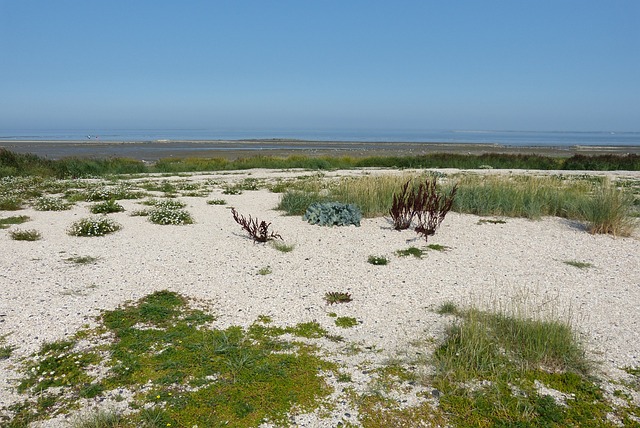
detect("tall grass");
top-left (579, 182), bottom-right (636, 236)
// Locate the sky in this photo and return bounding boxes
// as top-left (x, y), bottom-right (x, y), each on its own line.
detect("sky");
top-left (1, 0), bottom-right (639, 132)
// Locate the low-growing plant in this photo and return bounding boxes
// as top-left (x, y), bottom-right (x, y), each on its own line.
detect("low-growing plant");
top-left (207, 199), bottom-right (226, 205)
top-left (68, 217), bottom-right (122, 237)
top-left (129, 209), bottom-right (149, 217)
top-left (563, 260), bottom-right (593, 269)
top-left (70, 408), bottom-right (124, 428)
top-left (65, 256), bottom-right (100, 265)
top-left (33, 196), bottom-right (72, 211)
top-left (437, 301), bottom-right (458, 315)
top-left (324, 292), bottom-right (353, 305)
top-left (0, 336), bottom-right (13, 360)
top-left (148, 206), bottom-right (193, 225)
top-left (395, 246), bottom-right (426, 258)
top-left (257, 266), bottom-right (272, 275)
top-left (85, 185), bottom-right (144, 201)
top-left (367, 255), bottom-right (389, 266)
top-left (478, 218), bottom-right (507, 224)
top-left (303, 201), bottom-right (362, 227)
top-left (0, 215), bottom-right (30, 229)
top-left (231, 208), bottom-right (282, 242)
top-left (90, 199), bottom-right (124, 214)
top-left (335, 316), bottom-right (359, 328)
top-left (9, 229), bottom-right (41, 241)
top-left (427, 243), bottom-right (449, 251)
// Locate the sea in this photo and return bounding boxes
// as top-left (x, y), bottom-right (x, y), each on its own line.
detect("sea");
top-left (1, 129), bottom-right (639, 147)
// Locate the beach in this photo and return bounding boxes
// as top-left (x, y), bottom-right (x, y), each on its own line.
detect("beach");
top-left (1, 167), bottom-right (639, 426)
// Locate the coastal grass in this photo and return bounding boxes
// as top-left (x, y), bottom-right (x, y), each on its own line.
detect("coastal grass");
top-left (2, 148), bottom-right (639, 179)
top-left (564, 260), bottom-right (594, 269)
top-left (396, 246), bottom-right (426, 258)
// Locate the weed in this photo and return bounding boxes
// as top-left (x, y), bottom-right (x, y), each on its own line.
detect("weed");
top-left (90, 199), bottom-right (125, 214)
top-left (0, 336), bottom-right (13, 360)
top-left (9, 229), bottom-right (41, 241)
top-left (33, 196), bottom-right (72, 211)
top-left (395, 246), bottom-right (426, 258)
top-left (580, 184), bottom-right (636, 236)
top-left (368, 255), bottom-right (389, 266)
top-left (68, 217), bottom-right (122, 237)
top-left (231, 208), bottom-right (282, 243)
top-left (413, 177), bottom-right (458, 242)
top-left (389, 180), bottom-right (418, 230)
top-left (129, 209), bottom-right (149, 216)
top-left (324, 292), bottom-right (353, 305)
top-left (335, 317), bottom-right (359, 328)
top-left (0, 215), bottom-right (30, 229)
top-left (437, 301), bottom-right (458, 315)
top-left (564, 260), bottom-right (594, 269)
top-left (206, 198), bottom-right (226, 205)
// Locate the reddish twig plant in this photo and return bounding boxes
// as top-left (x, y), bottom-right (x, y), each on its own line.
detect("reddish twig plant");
top-left (413, 178), bottom-right (457, 241)
top-left (231, 208), bottom-right (282, 243)
top-left (389, 180), bottom-right (418, 230)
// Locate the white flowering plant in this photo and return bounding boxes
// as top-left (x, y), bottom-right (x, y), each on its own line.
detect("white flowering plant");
top-left (33, 196), bottom-right (72, 211)
top-left (68, 217), bottom-right (122, 237)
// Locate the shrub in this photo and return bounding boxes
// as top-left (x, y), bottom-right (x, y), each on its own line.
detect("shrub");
top-left (9, 229), bottom-right (41, 241)
top-left (33, 196), bottom-right (72, 211)
top-left (231, 208), bottom-right (282, 242)
top-left (68, 217), bottom-right (122, 237)
top-left (389, 180), bottom-right (418, 230)
top-left (303, 202), bottom-right (362, 227)
top-left (90, 199), bottom-right (124, 214)
top-left (148, 207), bottom-right (193, 225)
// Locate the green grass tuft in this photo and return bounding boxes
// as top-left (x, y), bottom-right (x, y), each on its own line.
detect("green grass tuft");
top-left (0, 215), bottom-right (30, 229)
top-left (9, 229), bottom-right (41, 241)
top-left (395, 246), bottom-right (426, 258)
top-left (563, 260), bottom-right (593, 269)
top-left (368, 255), bottom-right (389, 265)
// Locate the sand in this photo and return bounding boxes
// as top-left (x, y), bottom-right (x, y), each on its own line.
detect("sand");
top-left (1, 167), bottom-right (639, 425)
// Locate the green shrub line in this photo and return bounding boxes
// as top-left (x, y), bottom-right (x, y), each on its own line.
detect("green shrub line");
top-left (1, 148), bottom-right (639, 179)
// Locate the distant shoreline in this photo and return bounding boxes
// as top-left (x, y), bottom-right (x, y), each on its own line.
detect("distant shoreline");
top-left (1, 139), bottom-right (639, 161)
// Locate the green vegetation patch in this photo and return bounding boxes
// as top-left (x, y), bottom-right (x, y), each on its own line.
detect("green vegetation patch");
top-left (89, 199), bottom-right (125, 214)
top-left (367, 255), bottom-right (389, 265)
top-left (1, 291), bottom-right (336, 427)
top-left (335, 317), bottom-right (359, 328)
top-left (395, 246), bottom-right (426, 258)
top-left (0, 215), bottom-right (30, 229)
top-left (8, 229), bottom-right (41, 241)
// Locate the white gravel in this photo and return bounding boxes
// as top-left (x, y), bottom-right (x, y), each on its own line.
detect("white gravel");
top-left (1, 168), bottom-right (639, 426)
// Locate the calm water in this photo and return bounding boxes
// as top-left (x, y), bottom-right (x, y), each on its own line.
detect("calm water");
top-left (1, 129), bottom-right (639, 147)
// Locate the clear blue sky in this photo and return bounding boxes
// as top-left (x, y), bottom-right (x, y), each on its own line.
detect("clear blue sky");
top-left (1, 0), bottom-right (638, 132)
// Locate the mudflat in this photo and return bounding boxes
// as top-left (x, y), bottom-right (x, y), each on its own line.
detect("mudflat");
top-left (2, 139), bottom-right (639, 161)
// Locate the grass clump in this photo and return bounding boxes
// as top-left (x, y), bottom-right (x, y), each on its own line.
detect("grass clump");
top-left (90, 199), bottom-right (125, 214)
top-left (68, 217), bottom-right (122, 237)
top-left (0, 215), bottom-right (30, 229)
top-left (427, 243), bottom-right (449, 251)
top-left (0, 196), bottom-right (22, 211)
top-left (70, 408), bottom-right (125, 428)
top-left (580, 184), bottom-right (636, 236)
top-left (9, 229), bottom-right (41, 241)
top-left (367, 255), bottom-right (389, 266)
top-left (0, 336), bottom-right (13, 360)
top-left (1, 291), bottom-right (336, 426)
top-left (33, 196), bottom-right (72, 211)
